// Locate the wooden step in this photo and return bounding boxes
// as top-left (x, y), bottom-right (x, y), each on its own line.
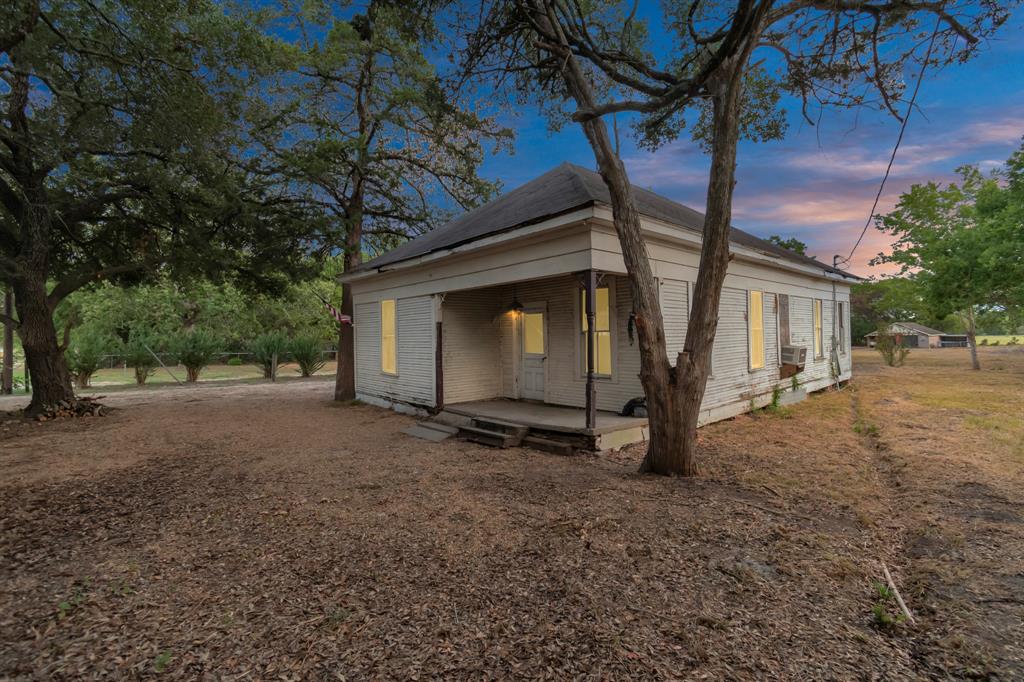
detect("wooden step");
top-left (523, 435), bottom-right (576, 456)
top-left (459, 424), bottom-right (523, 448)
top-left (471, 417), bottom-right (529, 439)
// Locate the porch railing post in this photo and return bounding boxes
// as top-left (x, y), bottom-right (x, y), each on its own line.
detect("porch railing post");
top-left (584, 269), bottom-right (597, 430)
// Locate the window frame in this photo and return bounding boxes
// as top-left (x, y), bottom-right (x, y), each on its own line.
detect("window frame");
top-left (380, 298), bottom-right (398, 376)
top-left (813, 298), bottom-right (823, 359)
top-left (837, 300), bottom-right (847, 355)
top-left (748, 289), bottom-right (766, 371)
top-left (577, 281), bottom-right (615, 380)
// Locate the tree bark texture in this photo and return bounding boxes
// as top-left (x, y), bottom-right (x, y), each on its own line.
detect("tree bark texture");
top-left (334, 45), bottom-right (374, 402)
top-left (2, 289), bottom-right (13, 394)
top-left (14, 271), bottom-right (75, 414)
top-left (535, 0), bottom-right (758, 475)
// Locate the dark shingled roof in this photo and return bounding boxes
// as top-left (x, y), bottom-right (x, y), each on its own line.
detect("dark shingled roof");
top-left (355, 162), bottom-right (854, 278)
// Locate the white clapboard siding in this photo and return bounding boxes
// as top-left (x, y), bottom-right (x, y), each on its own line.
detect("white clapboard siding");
top-left (355, 296), bottom-right (435, 407)
top-left (442, 289), bottom-right (502, 403)
top-left (660, 279), bottom-right (688, 361)
top-left (355, 262), bottom-right (852, 417)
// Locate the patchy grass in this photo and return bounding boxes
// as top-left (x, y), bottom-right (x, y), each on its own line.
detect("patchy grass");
top-left (0, 350), bottom-right (1022, 678)
top-left (89, 361), bottom-right (337, 388)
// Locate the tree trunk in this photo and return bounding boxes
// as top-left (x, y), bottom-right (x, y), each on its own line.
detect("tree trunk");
top-left (333, 190), bottom-right (364, 402)
top-left (965, 306), bottom-right (981, 371)
top-left (13, 273), bottom-right (75, 415)
top-left (657, 62), bottom-right (748, 475)
top-left (541, 0), bottom-right (754, 475)
top-left (334, 49), bottom-right (372, 403)
top-left (2, 289), bottom-right (13, 394)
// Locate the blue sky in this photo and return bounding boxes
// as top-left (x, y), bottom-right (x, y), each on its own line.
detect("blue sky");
top-left (477, 10), bottom-right (1024, 278)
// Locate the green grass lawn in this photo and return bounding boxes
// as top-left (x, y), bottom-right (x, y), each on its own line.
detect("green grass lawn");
top-left (89, 361), bottom-right (337, 387)
top-left (976, 334), bottom-right (1022, 345)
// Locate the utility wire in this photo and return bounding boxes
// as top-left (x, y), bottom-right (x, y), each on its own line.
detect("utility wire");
top-left (839, 16), bottom-right (943, 268)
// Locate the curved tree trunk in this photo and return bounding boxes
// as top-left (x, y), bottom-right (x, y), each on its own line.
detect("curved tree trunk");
top-left (535, 0), bottom-right (758, 475)
top-left (651, 61), bottom-right (748, 475)
top-left (14, 273), bottom-right (75, 416)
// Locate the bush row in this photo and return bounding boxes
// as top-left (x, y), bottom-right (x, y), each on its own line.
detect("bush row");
top-left (65, 329), bottom-right (330, 388)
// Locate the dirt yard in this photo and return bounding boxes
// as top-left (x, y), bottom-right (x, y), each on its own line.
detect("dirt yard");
top-left (1, 349), bottom-right (1022, 679)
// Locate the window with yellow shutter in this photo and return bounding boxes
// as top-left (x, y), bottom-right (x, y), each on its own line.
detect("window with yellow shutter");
top-left (748, 290), bottom-right (765, 370)
top-left (381, 299), bottom-right (397, 374)
top-left (581, 286), bottom-right (612, 376)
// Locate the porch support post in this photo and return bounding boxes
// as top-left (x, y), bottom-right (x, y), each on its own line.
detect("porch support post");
top-left (434, 294), bottom-right (444, 410)
top-left (584, 269), bottom-right (597, 430)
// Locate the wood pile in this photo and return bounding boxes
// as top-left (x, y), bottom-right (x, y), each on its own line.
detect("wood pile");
top-left (35, 396), bottom-right (106, 420)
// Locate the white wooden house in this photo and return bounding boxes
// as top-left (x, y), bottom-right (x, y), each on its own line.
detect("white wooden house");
top-left (339, 163), bottom-right (858, 450)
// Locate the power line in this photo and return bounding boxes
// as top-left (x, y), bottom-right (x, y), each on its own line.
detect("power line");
top-left (839, 16), bottom-right (943, 268)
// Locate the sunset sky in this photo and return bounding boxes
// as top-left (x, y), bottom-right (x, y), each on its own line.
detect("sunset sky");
top-left (478, 10), bottom-right (1024, 279)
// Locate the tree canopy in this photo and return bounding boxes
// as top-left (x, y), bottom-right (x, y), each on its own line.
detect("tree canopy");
top-left (874, 139), bottom-right (1024, 367)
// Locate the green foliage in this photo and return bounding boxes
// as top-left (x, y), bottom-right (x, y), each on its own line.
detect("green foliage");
top-left (290, 336), bottom-right (327, 377)
top-left (1, 0), bottom-right (323, 298)
top-left (874, 330), bottom-right (910, 368)
top-left (875, 142), bottom-right (1024, 351)
top-left (227, 357), bottom-right (244, 366)
top-left (65, 330), bottom-right (113, 389)
top-left (250, 3), bottom-right (508, 257)
top-left (170, 331), bottom-right (223, 383)
top-left (250, 331), bottom-right (289, 378)
top-left (766, 235), bottom-right (808, 256)
top-left (154, 651), bottom-right (172, 673)
top-left (790, 374), bottom-right (800, 392)
top-left (850, 278), bottom-right (961, 345)
top-left (122, 334), bottom-right (159, 386)
top-left (870, 581), bottom-right (906, 630)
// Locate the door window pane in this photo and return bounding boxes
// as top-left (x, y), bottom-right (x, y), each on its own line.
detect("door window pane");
top-left (523, 312), bottom-right (545, 355)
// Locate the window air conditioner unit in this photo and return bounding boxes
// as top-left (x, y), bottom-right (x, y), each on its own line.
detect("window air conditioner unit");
top-left (780, 345), bottom-right (807, 367)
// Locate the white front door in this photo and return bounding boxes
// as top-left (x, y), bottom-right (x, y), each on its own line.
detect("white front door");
top-left (519, 308), bottom-right (546, 400)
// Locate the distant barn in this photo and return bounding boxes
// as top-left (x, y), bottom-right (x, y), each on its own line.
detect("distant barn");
top-left (865, 322), bottom-right (968, 348)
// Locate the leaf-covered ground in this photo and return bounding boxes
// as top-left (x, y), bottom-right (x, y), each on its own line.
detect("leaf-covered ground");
top-left (1, 348), bottom-right (1021, 679)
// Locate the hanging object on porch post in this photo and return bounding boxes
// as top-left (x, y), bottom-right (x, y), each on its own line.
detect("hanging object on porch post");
top-left (584, 269), bottom-right (597, 430)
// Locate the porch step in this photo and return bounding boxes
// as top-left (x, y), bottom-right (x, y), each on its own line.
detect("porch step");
top-left (523, 435), bottom-right (576, 456)
top-left (459, 424), bottom-right (524, 448)
top-left (471, 417), bottom-right (529, 439)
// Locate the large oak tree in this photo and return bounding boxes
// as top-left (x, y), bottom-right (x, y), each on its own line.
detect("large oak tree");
top-left (1, 0), bottom-right (317, 415)
top-left (249, 0), bottom-right (509, 401)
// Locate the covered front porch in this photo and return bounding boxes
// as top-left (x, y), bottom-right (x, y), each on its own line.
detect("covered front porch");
top-left (436, 270), bottom-right (645, 437)
top-left (440, 398), bottom-right (649, 451)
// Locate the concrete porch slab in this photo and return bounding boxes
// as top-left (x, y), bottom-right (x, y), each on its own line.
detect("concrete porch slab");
top-left (444, 399), bottom-right (647, 437)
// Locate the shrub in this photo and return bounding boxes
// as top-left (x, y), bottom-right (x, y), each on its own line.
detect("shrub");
top-left (171, 330), bottom-right (222, 382)
top-left (123, 333), bottom-right (159, 385)
top-left (1009, 337), bottom-right (1020, 346)
top-left (875, 330), bottom-right (910, 368)
top-left (991, 340), bottom-right (1001, 346)
top-left (227, 356), bottom-right (243, 366)
top-left (290, 336), bottom-right (326, 377)
top-left (979, 338), bottom-right (989, 346)
top-left (65, 329), bottom-right (112, 389)
top-left (249, 331), bottom-right (288, 378)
